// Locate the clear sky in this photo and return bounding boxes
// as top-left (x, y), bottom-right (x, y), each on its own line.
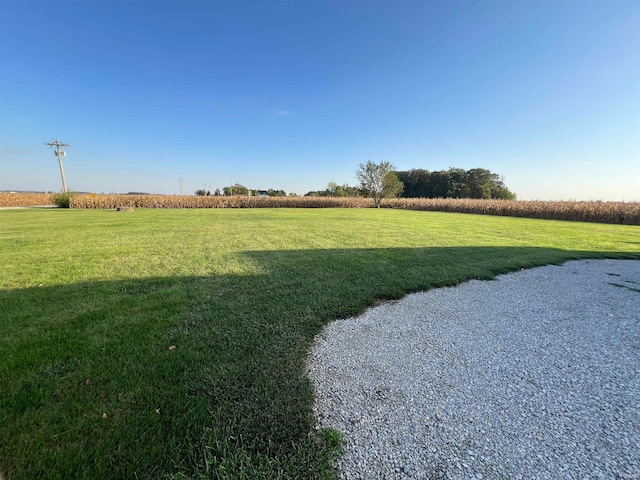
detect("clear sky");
top-left (1, 0), bottom-right (638, 200)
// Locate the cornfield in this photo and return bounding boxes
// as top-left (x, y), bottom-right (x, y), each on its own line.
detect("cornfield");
top-left (69, 194), bottom-right (372, 209)
top-left (1, 193), bottom-right (638, 225)
top-left (0, 193), bottom-right (53, 207)
top-left (72, 195), bottom-right (640, 225)
top-left (385, 198), bottom-right (640, 226)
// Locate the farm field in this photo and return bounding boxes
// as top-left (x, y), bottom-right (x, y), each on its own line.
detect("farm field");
top-left (2, 192), bottom-right (639, 225)
top-left (1, 208), bottom-right (639, 479)
top-left (0, 192), bottom-right (53, 207)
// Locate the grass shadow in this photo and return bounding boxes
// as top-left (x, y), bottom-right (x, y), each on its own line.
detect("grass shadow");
top-left (1, 246), bottom-right (638, 479)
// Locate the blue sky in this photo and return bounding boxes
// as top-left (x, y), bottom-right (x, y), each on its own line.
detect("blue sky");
top-left (1, 0), bottom-right (638, 200)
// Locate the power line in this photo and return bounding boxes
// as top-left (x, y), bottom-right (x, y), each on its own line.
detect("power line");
top-left (62, 146), bottom-right (217, 194)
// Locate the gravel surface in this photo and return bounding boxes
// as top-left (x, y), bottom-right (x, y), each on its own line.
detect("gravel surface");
top-left (307, 259), bottom-right (640, 480)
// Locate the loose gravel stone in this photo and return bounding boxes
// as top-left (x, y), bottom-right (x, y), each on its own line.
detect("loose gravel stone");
top-left (307, 259), bottom-right (640, 480)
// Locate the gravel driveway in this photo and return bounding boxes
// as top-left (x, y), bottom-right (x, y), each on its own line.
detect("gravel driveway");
top-left (307, 259), bottom-right (640, 480)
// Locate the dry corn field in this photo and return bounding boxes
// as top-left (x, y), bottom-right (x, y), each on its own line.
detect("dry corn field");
top-left (70, 194), bottom-right (370, 209)
top-left (386, 198), bottom-right (640, 225)
top-left (0, 193), bottom-right (53, 207)
top-left (1, 193), bottom-right (638, 225)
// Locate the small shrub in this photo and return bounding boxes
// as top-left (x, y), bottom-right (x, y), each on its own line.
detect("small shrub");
top-left (50, 191), bottom-right (77, 208)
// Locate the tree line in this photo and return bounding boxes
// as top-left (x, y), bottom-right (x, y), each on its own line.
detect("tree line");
top-left (305, 161), bottom-right (403, 207)
top-left (196, 184), bottom-right (288, 197)
top-left (307, 164), bottom-right (515, 203)
top-left (195, 164), bottom-right (516, 203)
top-left (397, 167), bottom-right (515, 200)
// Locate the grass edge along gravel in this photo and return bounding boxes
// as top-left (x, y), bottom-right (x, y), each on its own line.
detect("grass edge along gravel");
top-left (1, 208), bottom-right (639, 479)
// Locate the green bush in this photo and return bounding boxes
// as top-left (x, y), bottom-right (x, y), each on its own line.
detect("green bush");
top-left (50, 191), bottom-right (76, 208)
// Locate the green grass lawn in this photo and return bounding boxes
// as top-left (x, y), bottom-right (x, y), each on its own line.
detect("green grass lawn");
top-left (1, 208), bottom-right (638, 479)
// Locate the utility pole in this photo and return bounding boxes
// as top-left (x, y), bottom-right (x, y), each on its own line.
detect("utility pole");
top-left (178, 179), bottom-right (183, 195)
top-left (46, 139), bottom-right (69, 192)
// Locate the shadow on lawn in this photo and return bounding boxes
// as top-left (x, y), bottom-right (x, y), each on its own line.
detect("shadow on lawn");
top-left (1, 246), bottom-right (638, 479)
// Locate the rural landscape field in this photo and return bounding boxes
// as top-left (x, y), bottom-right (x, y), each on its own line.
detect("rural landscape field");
top-left (3, 0), bottom-right (639, 477)
top-left (2, 192), bottom-right (640, 225)
top-left (1, 207), bottom-right (639, 479)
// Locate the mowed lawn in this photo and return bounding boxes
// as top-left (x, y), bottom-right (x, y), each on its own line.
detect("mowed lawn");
top-left (1, 208), bottom-right (638, 479)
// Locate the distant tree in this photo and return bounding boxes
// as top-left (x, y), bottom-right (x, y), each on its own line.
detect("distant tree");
top-left (235, 184), bottom-right (249, 195)
top-left (397, 169), bottom-right (431, 198)
top-left (447, 168), bottom-right (470, 198)
top-left (304, 182), bottom-right (364, 198)
top-left (428, 170), bottom-right (450, 198)
top-left (466, 168), bottom-right (494, 199)
top-left (306, 179), bottom-right (396, 199)
top-left (396, 167), bottom-right (516, 199)
top-left (356, 160), bottom-right (402, 207)
top-left (195, 189), bottom-right (207, 196)
top-left (343, 184), bottom-right (362, 197)
top-left (383, 172), bottom-right (404, 199)
top-left (214, 188), bottom-right (221, 196)
top-left (490, 182), bottom-right (516, 200)
top-left (223, 184), bottom-right (249, 196)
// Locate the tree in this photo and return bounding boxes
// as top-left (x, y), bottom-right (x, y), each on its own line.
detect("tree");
top-left (396, 167), bottom-right (516, 199)
top-left (447, 168), bottom-right (470, 198)
top-left (428, 170), bottom-right (450, 198)
top-left (356, 160), bottom-right (403, 207)
top-left (466, 168), bottom-right (494, 199)
top-left (342, 184), bottom-right (362, 197)
top-left (490, 182), bottom-right (516, 200)
top-left (223, 184), bottom-right (249, 196)
top-left (195, 189), bottom-right (207, 196)
top-left (383, 172), bottom-right (404, 200)
top-left (397, 169), bottom-right (430, 198)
